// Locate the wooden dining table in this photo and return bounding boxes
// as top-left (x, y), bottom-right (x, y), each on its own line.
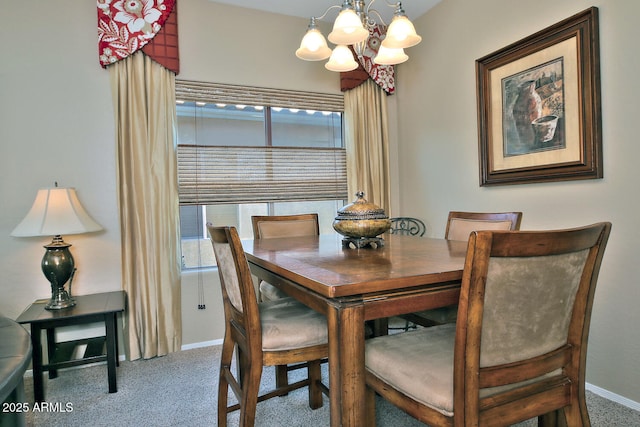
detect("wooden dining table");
top-left (242, 233), bottom-right (468, 427)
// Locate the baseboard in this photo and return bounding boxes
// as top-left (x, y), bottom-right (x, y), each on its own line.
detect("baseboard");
top-left (586, 382), bottom-right (640, 412)
top-left (181, 339), bottom-right (223, 350)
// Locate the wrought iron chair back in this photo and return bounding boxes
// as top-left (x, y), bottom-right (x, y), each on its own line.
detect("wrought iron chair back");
top-left (389, 217), bottom-right (426, 237)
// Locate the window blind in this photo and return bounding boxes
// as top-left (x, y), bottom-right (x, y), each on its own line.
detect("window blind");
top-left (178, 145), bottom-right (348, 205)
top-left (176, 79), bottom-right (344, 112)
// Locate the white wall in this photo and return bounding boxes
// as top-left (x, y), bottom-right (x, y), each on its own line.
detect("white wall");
top-left (397, 0), bottom-right (640, 404)
top-left (0, 1), bottom-right (120, 319)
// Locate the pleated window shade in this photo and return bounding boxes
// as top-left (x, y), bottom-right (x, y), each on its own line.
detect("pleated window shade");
top-left (176, 79), bottom-right (344, 112)
top-left (178, 145), bottom-right (347, 205)
top-left (175, 80), bottom-right (347, 206)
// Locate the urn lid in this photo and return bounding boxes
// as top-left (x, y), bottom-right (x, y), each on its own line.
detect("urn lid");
top-left (335, 192), bottom-right (388, 220)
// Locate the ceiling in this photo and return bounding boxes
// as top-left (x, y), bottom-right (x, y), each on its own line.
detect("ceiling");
top-left (210, 0), bottom-right (441, 24)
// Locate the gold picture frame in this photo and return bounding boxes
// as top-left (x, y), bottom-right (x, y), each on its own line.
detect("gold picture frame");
top-left (476, 7), bottom-right (602, 186)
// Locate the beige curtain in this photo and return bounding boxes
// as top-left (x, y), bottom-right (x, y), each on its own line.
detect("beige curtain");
top-left (110, 52), bottom-right (182, 360)
top-left (344, 79), bottom-right (391, 212)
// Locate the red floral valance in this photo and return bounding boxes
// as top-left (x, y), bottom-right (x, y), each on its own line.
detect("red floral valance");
top-left (98, 0), bottom-right (178, 73)
top-left (341, 25), bottom-right (395, 94)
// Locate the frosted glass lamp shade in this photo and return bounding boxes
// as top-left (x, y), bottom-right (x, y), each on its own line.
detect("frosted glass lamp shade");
top-left (325, 45), bottom-right (359, 72)
top-left (382, 15), bottom-right (422, 49)
top-left (328, 8), bottom-right (369, 45)
top-left (296, 28), bottom-right (332, 61)
top-left (11, 187), bottom-right (102, 237)
top-left (373, 45), bottom-right (408, 65)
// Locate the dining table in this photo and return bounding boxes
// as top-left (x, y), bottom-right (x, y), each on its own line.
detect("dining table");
top-left (242, 233), bottom-right (468, 427)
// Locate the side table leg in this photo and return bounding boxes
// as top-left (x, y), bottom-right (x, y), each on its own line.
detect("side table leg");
top-left (46, 328), bottom-right (58, 379)
top-left (113, 313), bottom-right (120, 367)
top-left (30, 325), bottom-right (45, 402)
top-left (105, 313), bottom-right (118, 393)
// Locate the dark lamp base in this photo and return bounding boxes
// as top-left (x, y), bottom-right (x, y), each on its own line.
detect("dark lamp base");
top-left (46, 289), bottom-right (76, 310)
top-left (42, 235), bottom-right (77, 310)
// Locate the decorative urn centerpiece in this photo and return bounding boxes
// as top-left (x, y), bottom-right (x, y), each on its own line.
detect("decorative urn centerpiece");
top-left (333, 192), bottom-right (391, 248)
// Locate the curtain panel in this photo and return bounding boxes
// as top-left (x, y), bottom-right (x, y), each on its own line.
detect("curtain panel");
top-left (344, 79), bottom-right (391, 213)
top-left (110, 52), bottom-right (182, 360)
top-left (100, 0), bottom-right (181, 360)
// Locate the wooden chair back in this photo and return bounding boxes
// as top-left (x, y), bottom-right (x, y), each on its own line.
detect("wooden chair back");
top-left (251, 213), bottom-right (320, 303)
top-left (207, 224), bottom-right (260, 347)
top-left (455, 222), bottom-right (611, 425)
top-left (252, 213), bottom-right (319, 240)
top-left (445, 211), bottom-right (522, 241)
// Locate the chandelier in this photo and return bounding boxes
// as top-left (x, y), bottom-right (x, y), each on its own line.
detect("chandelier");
top-left (296, 0), bottom-right (422, 72)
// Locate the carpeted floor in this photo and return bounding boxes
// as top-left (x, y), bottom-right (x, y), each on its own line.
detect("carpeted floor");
top-left (22, 345), bottom-right (640, 426)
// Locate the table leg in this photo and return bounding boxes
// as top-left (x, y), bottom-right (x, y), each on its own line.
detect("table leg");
top-left (46, 328), bottom-right (58, 379)
top-left (30, 325), bottom-right (45, 402)
top-left (105, 313), bottom-right (118, 393)
top-left (327, 300), bottom-right (365, 427)
top-left (113, 313), bottom-right (120, 367)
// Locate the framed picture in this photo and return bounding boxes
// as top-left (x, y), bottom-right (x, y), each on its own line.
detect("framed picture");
top-left (476, 7), bottom-right (602, 186)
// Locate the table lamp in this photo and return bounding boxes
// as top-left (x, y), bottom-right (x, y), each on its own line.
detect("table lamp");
top-left (11, 184), bottom-right (103, 310)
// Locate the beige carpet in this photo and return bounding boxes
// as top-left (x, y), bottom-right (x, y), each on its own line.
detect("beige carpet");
top-left (23, 345), bottom-right (640, 426)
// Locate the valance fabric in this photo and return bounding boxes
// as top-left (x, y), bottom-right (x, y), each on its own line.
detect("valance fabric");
top-left (98, 0), bottom-right (178, 73)
top-left (341, 25), bottom-right (395, 94)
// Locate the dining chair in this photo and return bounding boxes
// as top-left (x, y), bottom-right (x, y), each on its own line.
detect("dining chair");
top-left (207, 224), bottom-right (328, 427)
top-left (365, 222), bottom-right (612, 427)
top-left (251, 213), bottom-right (323, 388)
top-left (386, 217), bottom-right (426, 332)
top-left (445, 210), bottom-right (523, 242)
top-left (389, 217), bottom-right (426, 237)
top-left (403, 211), bottom-right (523, 328)
top-left (251, 213), bottom-right (320, 302)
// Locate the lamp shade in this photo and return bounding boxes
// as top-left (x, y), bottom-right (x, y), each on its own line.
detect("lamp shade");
top-left (11, 187), bottom-right (103, 237)
top-left (328, 8), bottom-right (369, 45)
top-left (296, 28), bottom-right (332, 61)
top-left (373, 45), bottom-right (408, 65)
top-left (382, 15), bottom-right (422, 49)
top-left (325, 45), bottom-right (359, 72)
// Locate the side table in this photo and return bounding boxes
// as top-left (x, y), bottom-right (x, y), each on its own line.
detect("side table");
top-left (16, 290), bottom-right (126, 402)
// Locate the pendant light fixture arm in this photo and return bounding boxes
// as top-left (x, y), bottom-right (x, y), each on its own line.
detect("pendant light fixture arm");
top-left (313, 4), bottom-right (343, 22)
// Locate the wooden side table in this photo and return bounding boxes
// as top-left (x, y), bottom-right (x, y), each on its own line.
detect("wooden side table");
top-left (16, 290), bottom-right (126, 402)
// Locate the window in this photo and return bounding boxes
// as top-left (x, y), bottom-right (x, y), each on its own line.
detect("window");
top-left (176, 81), bottom-right (347, 269)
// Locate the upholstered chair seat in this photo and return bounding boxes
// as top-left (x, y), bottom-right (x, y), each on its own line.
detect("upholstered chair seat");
top-left (260, 297), bottom-right (328, 351)
top-left (259, 281), bottom-right (289, 302)
top-left (366, 324), bottom-right (457, 415)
